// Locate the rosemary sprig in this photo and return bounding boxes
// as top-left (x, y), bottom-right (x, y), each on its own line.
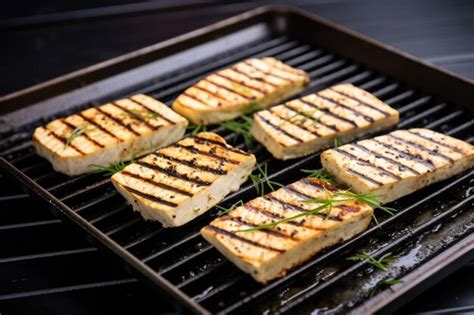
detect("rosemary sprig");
top-left (300, 168), bottom-right (336, 184)
top-left (65, 123), bottom-right (94, 149)
top-left (247, 101), bottom-right (263, 113)
top-left (249, 163), bottom-right (283, 196)
top-left (347, 252), bottom-right (395, 271)
top-left (334, 136), bottom-right (342, 148)
top-left (186, 124), bottom-right (208, 135)
top-left (370, 277), bottom-right (402, 297)
top-left (334, 191), bottom-right (397, 216)
top-left (215, 200), bottom-right (244, 216)
top-left (91, 159), bottom-right (135, 176)
top-left (220, 114), bottom-right (254, 149)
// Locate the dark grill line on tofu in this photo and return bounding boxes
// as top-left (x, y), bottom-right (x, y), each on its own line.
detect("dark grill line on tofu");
top-left (95, 107), bottom-right (141, 136)
top-left (347, 168), bottom-right (384, 186)
top-left (121, 184), bottom-right (178, 207)
top-left (351, 143), bottom-right (420, 175)
top-left (300, 177), bottom-right (328, 191)
top-left (269, 108), bottom-right (321, 138)
top-left (112, 102), bottom-right (157, 130)
top-left (372, 139), bottom-right (436, 170)
top-left (255, 113), bottom-right (304, 143)
top-left (44, 127), bottom-right (86, 155)
top-left (136, 161), bottom-right (212, 186)
top-left (153, 152), bottom-right (228, 175)
top-left (406, 130), bottom-right (465, 154)
top-left (334, 148), bottom-right (403, 180)
top-left (283, 104), bottom-right (339, 132)
top-left (205, 225), bottom-right (286, 253)
top-left (216, 72), bottom-right (267, 94)
top-left (264, 195), bottom-right (341, 222)
top-left (329, 88), bottom-right (391, 117)
top-left (388, 134), bottom-right (454, 163)
top-left (283, 185), bottom-right (314, 200)
top-left (174, 143), bottom-right (240, 165)
top-left (130, 98), bottom-right (176, 124)
top-left (192, 85), bottom-right (229, 104)
top-left (60, 119), bottom-right (104, 148)
top-left (224, 216), bottom-right (290, 238)
top-left (204, 78), bottom-right (255, 100)
top-left (243, 61), bottom-right (293, 83)
top-left (299, 98), bottom-right (358, 127)
top-left (183, 91), bottom-right (215, 108)
top-left (121, 171), bottom-right (193, 197)
top-left (315, 93), bottom-right (374, 123)
top-left (230, 66), bottom-right (279, 88)
top-left (191, 135), bottom-right (251, 156)
top-left (77, 113), bottom-right (123, 141)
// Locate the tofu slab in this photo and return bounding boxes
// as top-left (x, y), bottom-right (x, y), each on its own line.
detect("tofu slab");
top-left (172, 57), bottom-right (310, 125)
top-left (321, 128), bottom-right (474, 203)
top-left (201, 178), bottom-right (373, 283)
top-left (111, 132), bottom-right (256, 227)
top-left (33, 94), bottom-right (188, 176)
top-left (251, 83), bottom-right (399, 159)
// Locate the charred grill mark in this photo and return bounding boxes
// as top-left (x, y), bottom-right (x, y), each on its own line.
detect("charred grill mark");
top-left (243, 61), bottom-right (292, 83)
top-left (205, 225), bottom-right (286, 253)
top-left (372, 139), bottom-right (436, 170)
top-left (191, 135), bottom-right (251, 156)
top-left (174, 143), bottom-right (239, 165)
top-left (60, 119), bottom-right (104, 148)
top-left (44, 127), bottom-right (86, 155)
top-left (407, 130), bottom-right (465, 155)
top-left (269, 109), bottom-right (321, 138)
top-left (121, 171), bottom-right (193, 197)
top-left (95, 107), bottom-right (141, 136)
top-left (122, 184), bottom-right (178, 207)
top-left (77, 113), bottom-right (123, 141)
top-left (231, 66), bottom-right (279, 87)
top-left (388, 134), bottom-right (454, 163)
top-left (204, 78), bottom-right (255, 100)
top-left (183, 91), bottom-right (214, 108)
top-left (300, 177), bottom-right (327, 191)
top-left (329, 88), bottom-right (390, 117)
top-left (192, 85), bottom-right (228, 105)
top-left (216, 72), bottom-right (267, 94)
top-left (264, 195), bottom-right (341, 222)
top-left (335, 148), bottom-right (403, 180)
top-left (224, 216), bottom-right (289, 238)
top-left (130, 98), bottom-right (176, 124)
top-left (112, 102), bottom-right (157, 130)
top-left (283, 104), bottom-right (339, 132)
top-left (137, 161), bottom-right (211, 186)
top-left (316, 94), bottom-right (374, 123)
top-left (256, 113), bottom-right (303, 143)
top-left (352, 143), bottom-right (420, 175)
top-left (299, 99), bottom-right (358, 127)
top-left (347, 168), bottom-right (384, 186)
top-left (153, 152), bottom-right (227, 175)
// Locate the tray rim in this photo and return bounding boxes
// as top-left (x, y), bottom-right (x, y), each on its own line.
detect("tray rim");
top-left (1, 5), bottom-right (473, 314)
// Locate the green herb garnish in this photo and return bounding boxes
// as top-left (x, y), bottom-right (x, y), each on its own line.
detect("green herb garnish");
top-left (91, 159), bottom-right (135, 176)
top-left (347, 252), bottom-right (395, 271)
top-left (334, 136), bottom-right (342, 148)
top-left (229, 82), bottom-right (254, 98)
top-left (215, 200), bottom-right (244, 216)
top-left (65, 123), bottom-right (94, 149)
top-left (249, 163), bottom-right (283, 196)
top-left (220, 114), bottom-right (254, 149)
top-left (186, 124), bottom-right (208, 135)
top-left (370, 277), bottom-right (402, 297)
top-left (247, 101), bottom-right (264, 113)
top-left (118, 109), bottom-right (158, 121)
top-left (301, 168), bottom-right (336, 184)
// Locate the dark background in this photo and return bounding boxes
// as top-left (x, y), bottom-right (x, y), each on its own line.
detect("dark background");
top-left (0, 1), bottom-right (473, 314)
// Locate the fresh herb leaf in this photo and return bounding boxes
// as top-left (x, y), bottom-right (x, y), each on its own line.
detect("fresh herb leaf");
top-left (249, 163), bottom-right (283, 196)
top-left (91, 159), bottom-right (135, 176)
top-left (334, 136), bottom-right (342, 148)
top-left (301, 168), bottom-right (336, 184)
top-left (215, 200), bottom-right (244, 216)
top-left (65, 123), bottom-right (94, 149)
top-left (347, 252), bottom-right (395, 271)
top-left (334, 191), bottom-right (397, 216)
top-left (247, 101), bottom-right (264, 113)
top-left (186, 124), bottom-right (208, 135)
top-left (220, 114), bottom-right (254, 149)
top-left (370, 277), bottom-right (402, 297)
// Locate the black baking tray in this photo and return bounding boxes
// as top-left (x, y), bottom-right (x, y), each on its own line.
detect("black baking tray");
top-left (0, 5), bottom-right (473, 314)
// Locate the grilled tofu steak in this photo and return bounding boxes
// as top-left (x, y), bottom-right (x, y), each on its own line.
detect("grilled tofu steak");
top-left (172, 57), bottom-right (310, 125)
top-left (251, 83), bottom-right (399, 159)
top-left (321, 128), bottom-right (474, 204)
top-left (201, 178), bottom-right (373, 283)
top-left (111, 132), bottom-right (256, 227)
top-left (33, 94), bottom-right (188, 176)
